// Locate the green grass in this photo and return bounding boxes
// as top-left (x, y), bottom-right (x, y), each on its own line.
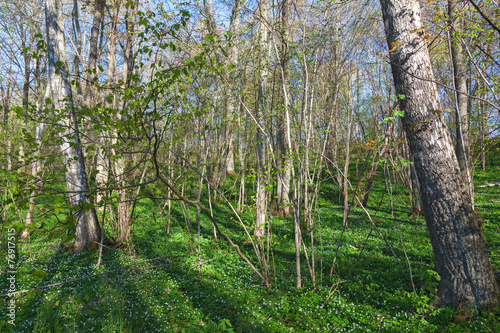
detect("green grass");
top-left (0, 161), bottom-right (499, 332)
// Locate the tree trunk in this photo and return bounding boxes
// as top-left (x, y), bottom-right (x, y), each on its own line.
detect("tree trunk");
top-left (45, 0), bottom-right (100, 252)
top-left (224, 2), bottom-right (241, 175)
top-left (85, 0), bottom-right (105, 106)
top-left (379, 0), bottom-right (499, 312)
top-left (237, 114), bottom-right (246, 212)
top-left (114, 0), bottom-right (137, 245)
top-left (276, 0), bottom-right (292, 217)
top-left (21, 34), bottom-right (31, 116)
top-left (254, 0), bottom-right (269, 242)
top-left (342, 106), bottom-right (352, 228)
top-left (448, 0), bottom-right (473, 207)
top-left (409, 156), bottom-right (422, 216)
top-left (96, 0), bottom-right (118, 212)
top-left (72, 0), bottom-right (83, 99)
top-left (22, 86), bottom-right (50, 239)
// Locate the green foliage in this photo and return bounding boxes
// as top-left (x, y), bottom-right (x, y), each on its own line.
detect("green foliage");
top-left (0, 159), bottom-right (498, 332)
top-left (0, 3), bottom-right (499, 332)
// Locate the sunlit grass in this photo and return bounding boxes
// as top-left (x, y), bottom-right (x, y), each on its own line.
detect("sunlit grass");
top-left (0, 162), bottom-right (499, 332)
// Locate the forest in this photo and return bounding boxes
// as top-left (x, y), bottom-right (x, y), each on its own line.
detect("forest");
top-left (0, 0), bottom-right (499, 331)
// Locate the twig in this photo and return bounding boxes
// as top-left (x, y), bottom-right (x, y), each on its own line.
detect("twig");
top-left (468, 0), bottom-right (500, 37)
top-left (320, 279), bottom-right (345, 308)
top-left (477, 183), bottom-right (500, 188)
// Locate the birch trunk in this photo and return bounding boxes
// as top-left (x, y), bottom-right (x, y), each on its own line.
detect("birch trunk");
top-left (254, 0), bottom-right (269, 241)
top-left (46, 0), bottom-right (100, 252)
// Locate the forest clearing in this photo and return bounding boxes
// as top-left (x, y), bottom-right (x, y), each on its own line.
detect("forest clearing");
top-left (0, 0), bottom-right (499, 331)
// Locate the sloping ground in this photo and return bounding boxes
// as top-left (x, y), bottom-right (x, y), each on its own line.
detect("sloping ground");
top-left (0, 165), bottom-right (499, 332)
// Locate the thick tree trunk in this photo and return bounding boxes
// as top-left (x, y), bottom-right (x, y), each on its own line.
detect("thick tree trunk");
top-left (379, 0), bottom-right (499, 312)
top-left (45, 0), bottom-right (100, 252)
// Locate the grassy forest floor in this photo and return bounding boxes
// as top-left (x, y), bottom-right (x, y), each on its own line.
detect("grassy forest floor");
top-left (0, 159), bottom-right (499, 332)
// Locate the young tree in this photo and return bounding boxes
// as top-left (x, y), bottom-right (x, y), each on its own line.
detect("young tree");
top-left (379, 0), bottom-right (499, 312)
top-left (254, 0), bottom-right (269, 242)
top-left (448, 0), bottom-right (472, 203)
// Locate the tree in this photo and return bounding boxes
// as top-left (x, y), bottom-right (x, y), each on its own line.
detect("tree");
top-left (254, 0), bottom-right (268, 243)
top-left (273, 0), bottom-right (292, 218)
top-left (448, 0), bottom-right (473, 205)
top-left (379, 0), bottom-right (499, 312)
top-left (45, 0), bottom-right (101, 252)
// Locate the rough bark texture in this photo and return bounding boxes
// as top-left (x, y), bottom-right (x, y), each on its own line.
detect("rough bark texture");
top-left (380, 0), bottom-right (499, 312)
top-left (46, 0), bottom-right (100, 252)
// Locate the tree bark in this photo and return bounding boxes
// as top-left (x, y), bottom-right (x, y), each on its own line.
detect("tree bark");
top-left (45, 0), bottom-right (100, 252)
top-left (72, 0), bottom-right (83, 99)
top-left (237, 113), bottom-right (246, 212)
top-left (275, 0), bottom-right (292, 217)
top-left (409, 155), bottom-right (422, 216)
top-left (114, 0), bottom-right (138, 245)
top-left (448, 0), bottom-right (473, 206)
top-left (379, 0), bottom-right (499, 312)
top-left (85, 0), bottom-right (105, 106)
top-left (21, 86), bottom-right (50, 239)
top-left (224, 1), bottom-right (241, 176)
top-left (254, 0), bottom-right (269, 242)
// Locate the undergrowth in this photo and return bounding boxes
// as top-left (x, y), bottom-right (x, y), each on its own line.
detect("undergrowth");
top-left (0, 162), bottom-right (499, 332)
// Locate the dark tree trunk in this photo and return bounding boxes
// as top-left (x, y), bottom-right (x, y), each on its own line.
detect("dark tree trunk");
top-left (379, 0), bottom-right (499, 312)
